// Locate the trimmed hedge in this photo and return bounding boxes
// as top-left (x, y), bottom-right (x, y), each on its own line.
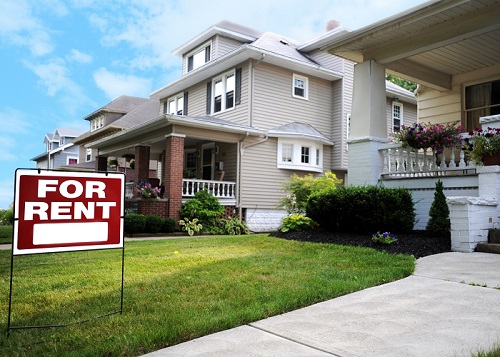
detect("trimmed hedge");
top-left (145, 215), bottom-right (164, 234)
top-left (306, 186), bottom-right (415, 233)
top-left (125, 214), bottom-right (178, 234)
top-left (124, 214), bottom-right (147, 234)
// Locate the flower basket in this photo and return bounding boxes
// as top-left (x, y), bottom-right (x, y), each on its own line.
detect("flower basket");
top-left (392, 122), bottom-right (462, 153)
top-left (463, 127), bottom-right (500, 165)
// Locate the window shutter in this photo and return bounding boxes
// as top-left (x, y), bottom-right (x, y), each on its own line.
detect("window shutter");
top-left (163, 101), bottom-right (168, 114)
top-left (187, 56), bottom-right (193, 72)
top-left (235, 68), bottom-right (242, 105)
top-left (183, 91), bottom-right (188, 115)
top-left (206, 82), bottom-right (212, 114)
top-left (205, 45), bottom-right (211, 63)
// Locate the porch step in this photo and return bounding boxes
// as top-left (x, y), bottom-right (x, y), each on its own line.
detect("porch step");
top-left (476, 243), bottom-right (500, 254)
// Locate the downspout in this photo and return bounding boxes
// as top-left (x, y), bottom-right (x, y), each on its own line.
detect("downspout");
top-left (237, 132), bottom-right (249, 220)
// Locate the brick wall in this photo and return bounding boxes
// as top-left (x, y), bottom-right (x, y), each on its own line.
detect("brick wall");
top-left (137, 199), bottom-right (168, 218)
top-left (164, 134), bottom-right (184, 221)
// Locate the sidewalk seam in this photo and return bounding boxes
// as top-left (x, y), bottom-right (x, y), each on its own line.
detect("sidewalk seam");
top-left (247, 323), bottom-right (345, 357)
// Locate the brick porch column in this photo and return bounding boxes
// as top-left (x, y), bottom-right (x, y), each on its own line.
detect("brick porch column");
top-left (134, 145), bottom-right (150, 183)
top-left (96, 155), bottom-right (108, 171)
top-left (164, 134), bottom-right (185, 221)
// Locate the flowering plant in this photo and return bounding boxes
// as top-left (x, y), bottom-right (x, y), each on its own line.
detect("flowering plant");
top-left (136, 180), bottom-right (161, 199)
top-left (392, 122), bottom-right (462, 153)
top-left (371, 231), bottom-right (398, 245)
top-left (463, 127), bottom-right (500, 164)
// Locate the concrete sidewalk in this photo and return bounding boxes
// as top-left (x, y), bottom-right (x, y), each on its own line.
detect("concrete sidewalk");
top-left (144, 252), bottom-right (500, 357)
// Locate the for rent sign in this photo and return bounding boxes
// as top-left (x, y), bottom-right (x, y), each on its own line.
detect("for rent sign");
top-left (13, 169), bottom-right (125, 255)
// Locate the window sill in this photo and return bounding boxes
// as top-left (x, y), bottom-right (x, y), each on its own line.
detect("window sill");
top-left (277, 163), bottom-right (322, 173)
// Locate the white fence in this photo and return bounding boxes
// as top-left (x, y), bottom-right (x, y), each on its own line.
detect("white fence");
top-left (182, 179), bottom-right (236, 202)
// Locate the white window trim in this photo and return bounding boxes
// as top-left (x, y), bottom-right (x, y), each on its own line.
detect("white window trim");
top-left (186, 41), bottom-right (212, 73)
top-left (86, 148), bottom-right (92, 162)
top-left (211, 69), bottom-right (235, 114)
top-left (67, 156), bottom-right (78, 165)
top-left (166, 93), bottom-right (184, 115)
top-left (392, 102), bottom-right (403, 132)
top-left (292, 73), bottom-right (309, 100)
top-left (277, 138), bottom-right (323, 172)
top-left (90, 116), bottom-right (104, 132)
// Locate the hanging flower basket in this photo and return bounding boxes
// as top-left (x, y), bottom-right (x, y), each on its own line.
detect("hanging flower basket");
top-left (391, 122), bottom-right (462, 153)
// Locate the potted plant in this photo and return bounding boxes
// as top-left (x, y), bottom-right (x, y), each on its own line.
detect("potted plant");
top-left (136, 180), bottom-right (161, 199)
top-left (122, 153), bottom-right (135, 162)
top-left (392, 121), bottom-right (462, 153)
top-left (463, 127), bottom-right (500, 165)
top-left (108, 159), bottom-right (118, 167)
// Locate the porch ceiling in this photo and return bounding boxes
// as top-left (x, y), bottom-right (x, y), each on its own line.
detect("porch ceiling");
top-left (319, 0), bottom-right (500, 91)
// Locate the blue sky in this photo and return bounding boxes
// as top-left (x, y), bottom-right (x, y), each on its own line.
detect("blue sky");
top-left (0, 0), bottom-right (428, 209)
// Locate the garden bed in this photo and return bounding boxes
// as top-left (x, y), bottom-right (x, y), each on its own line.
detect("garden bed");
top-left (270, 230), bottom-right (451, 258)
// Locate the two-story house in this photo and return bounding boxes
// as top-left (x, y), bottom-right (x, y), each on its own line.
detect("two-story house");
top-left (31, 128), bottom-right (85, 170)
top-left (85, 20), bottom-right (416, 231)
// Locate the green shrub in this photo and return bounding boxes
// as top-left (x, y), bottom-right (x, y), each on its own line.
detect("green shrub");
top-left (179, 189), bottom-right (224, 232)
top-left (124, 213), bottom-right (147, 234)
top-left (162, 217), bottom-right (176, 233)
top-left (0, 208), bottom-right (13, 225)
top-left (426, 180), bottom-right (450, 236)
top-left (306, 185), bottom-right (415, 233)
top-left (222, 218), bottom-right (250, 235)
top-left (179, 218), bottom-right (202, 236)
top-left (145, 215), bottom-right (164, 234)
top-left (280, 214), bottom-right (317, 232)
top-left (279, 171), bottom-right (342, 214)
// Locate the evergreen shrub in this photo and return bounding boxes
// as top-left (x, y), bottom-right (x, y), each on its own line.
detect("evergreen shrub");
top-left (145, 215), bottom-right (164, 233)
top-left (306, 185), bottom-right (415, 233)
top-left (179, 189), bottom-right (225, 233)
top-left (162, 217), bottom-right (177, 233)
top-left (426, 180), bottom-right (450, 236)
top-left (124, 213), bottom-right (147, 234)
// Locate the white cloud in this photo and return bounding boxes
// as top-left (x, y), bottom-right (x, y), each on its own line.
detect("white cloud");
top-left (24, 58), bottom-right (69, 96)
top-left (93, 67), bottom-right (152, 100)
top-left (66, 49), bottom-right (93, 64)
top-left (0, 107), bottom-right (31, 134)
top-left (0, 0), bottom-right (54, 56)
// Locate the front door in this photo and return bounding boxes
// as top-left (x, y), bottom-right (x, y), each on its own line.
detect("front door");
top-left (202, 143), bottom-right (215, 180)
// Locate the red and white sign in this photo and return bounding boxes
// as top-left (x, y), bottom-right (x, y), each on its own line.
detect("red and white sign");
top-left (13, 169), bottom-right (125, 255)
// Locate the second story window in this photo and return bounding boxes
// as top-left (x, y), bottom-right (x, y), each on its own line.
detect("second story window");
top-left (187, 42), bottom-right (211, 72)
top-left (293, 74), bottom-right (308, 99)
top-left (91, 116), bottom-right (104, 132)
top-left (165, 94), bottom-right (185, 115)
top-left (86, 148), bottom-right (92, 162)
top-left (212, 71), bottom-right (235, 114)
top-left (392, 102), bottom-right (403, 132)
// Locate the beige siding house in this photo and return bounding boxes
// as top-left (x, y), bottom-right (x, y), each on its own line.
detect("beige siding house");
top-left (85, 20), bottom-right (416, 231)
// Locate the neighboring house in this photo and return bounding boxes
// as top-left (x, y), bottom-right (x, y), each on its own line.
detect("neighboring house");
top-left (85, 20), bottom-right (415, 231)
top-left (314, 0), bottom-right (500, 251)
top-left (31, 128), bottom-right (85, 169)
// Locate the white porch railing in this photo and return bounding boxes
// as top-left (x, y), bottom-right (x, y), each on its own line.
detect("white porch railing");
top-left (125, 182), bottom-right (135, 198)
top-left (379, 141), bottom-right (477, 178)
top-left (182, 179), bottom-right (236, 199)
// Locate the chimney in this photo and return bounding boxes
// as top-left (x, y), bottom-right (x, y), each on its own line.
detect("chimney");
top-left (326, 19), bottom-right (340, 32)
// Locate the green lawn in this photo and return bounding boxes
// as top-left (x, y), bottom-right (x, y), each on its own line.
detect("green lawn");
top-left (0, 225), bottom-right (12, 244)
top-left (0, 234), bottom-right (415, 356)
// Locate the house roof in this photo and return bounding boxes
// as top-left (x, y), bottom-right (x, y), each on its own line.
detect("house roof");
top-left (268, 122), bottom-right (334, 145)
top-left (385, 80), bottom-right (416, 104)
top-left (311, 0), bottom-right (500, 91)
top-left (82, 95), bottom-right (149, 121)
top-left (74, 99), bottom-right (159, 145)
top-left (55, 128), bottom-right (85, 137)
top-left (172, 20), bottom-right (263, 56)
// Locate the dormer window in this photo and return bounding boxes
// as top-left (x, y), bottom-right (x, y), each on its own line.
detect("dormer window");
top-left (59, 137), bottom-right (65, 146)
top-left (90, 116), bottom-right (104, 132)
top-left (187, 42), bottom-right (211, 72)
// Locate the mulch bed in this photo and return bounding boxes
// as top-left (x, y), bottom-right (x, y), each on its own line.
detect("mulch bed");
top-left (270, 230), bottom-right (451, 258)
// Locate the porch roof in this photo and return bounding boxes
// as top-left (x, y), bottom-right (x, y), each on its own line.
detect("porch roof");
top-left (86, 113), bottom-right (265, 154)
top-left (311, 0), bottom-right (500, 91)
top-left (267, 122), bottom-right (334, 145)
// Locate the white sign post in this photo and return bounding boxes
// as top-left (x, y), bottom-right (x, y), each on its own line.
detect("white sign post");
top-left (8, 169), bottom-right (125, 334)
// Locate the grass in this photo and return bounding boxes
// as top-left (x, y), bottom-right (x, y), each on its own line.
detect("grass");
top-left (472, 344), bottom-right (500, 357)
top-left (0, 234), bottom-right (415, 356)
top-left (0, 226), bottom-right (12, 244)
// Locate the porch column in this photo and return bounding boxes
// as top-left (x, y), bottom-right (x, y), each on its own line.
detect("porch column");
top-left (134, 145), bottom-right (150, 183)
top-left (347, 60), bottom-right (388, 186)
top-left (164, 134), bottom-right (185, 221)
top-left (96, 155), bottom-right (108, 171)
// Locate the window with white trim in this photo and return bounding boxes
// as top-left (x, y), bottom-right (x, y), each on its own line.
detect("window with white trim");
top-left (90, 116), bottom-right (104, 132)
top-left (277, 138), bottom-right (323, 172)
top-left (392, 102), bottom-right (403, 132)
top-left (166, 94), bottom-right (184, 115)
top-left (293, 74), bottom-right (308, 99)
top-left (184, 149), bottom-right (197, 178)
top-left (212, 70), bottom-right (235, 114)
top-left (59, 136), bottom-right (65, 145)
top-left (86, 148), bottom-right (92, 162)
top-left (464, 78), bottom-right (500, 130)
top-left (187, 42), bottom-right (211, 72)
top-left (67, 157), bottom-right (78, 165)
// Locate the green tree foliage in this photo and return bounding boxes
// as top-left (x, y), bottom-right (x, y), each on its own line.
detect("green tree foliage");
top-left (279, 171), bottom-right (342, 214)
top-left (426, 180), bottom-right (450, 236)
top-left (386, 74), bottom-right (417, 93)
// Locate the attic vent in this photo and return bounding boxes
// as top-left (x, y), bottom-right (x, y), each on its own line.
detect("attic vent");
top-left (279, 39), bottom-right (289, 46)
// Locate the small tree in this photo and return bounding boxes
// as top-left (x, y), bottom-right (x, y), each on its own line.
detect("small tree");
top-left (426, 180), bottom-right (450, 236)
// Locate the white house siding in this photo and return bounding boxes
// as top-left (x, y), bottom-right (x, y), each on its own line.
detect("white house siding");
top-left (385, 98), bottom-right (417, 133)
top-left (214, 35), bottom-right (243, 58)
top-left (331, 79), bottom-right (344, 170)
top-left (252, 63), bottom-right (335, 136)
top-left (341, 61), bottom-right (354, 169)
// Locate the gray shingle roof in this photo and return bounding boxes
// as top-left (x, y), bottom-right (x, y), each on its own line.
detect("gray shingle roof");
top-left (268, 122), bottom-right (333, 145)
top-left (250, 32), bottom-right (317, 66)
top-left (83, 95), bottom-right (149, 121)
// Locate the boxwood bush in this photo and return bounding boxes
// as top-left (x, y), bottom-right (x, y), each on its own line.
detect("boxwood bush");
top-left (306, 185), bottom-right (415, 233)
top-left (162, 217), bottom-right (176, 233)
top-left (145, 215), bottom-right (164, 234)
top-left (124, 213), bottom-right (147, 234)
